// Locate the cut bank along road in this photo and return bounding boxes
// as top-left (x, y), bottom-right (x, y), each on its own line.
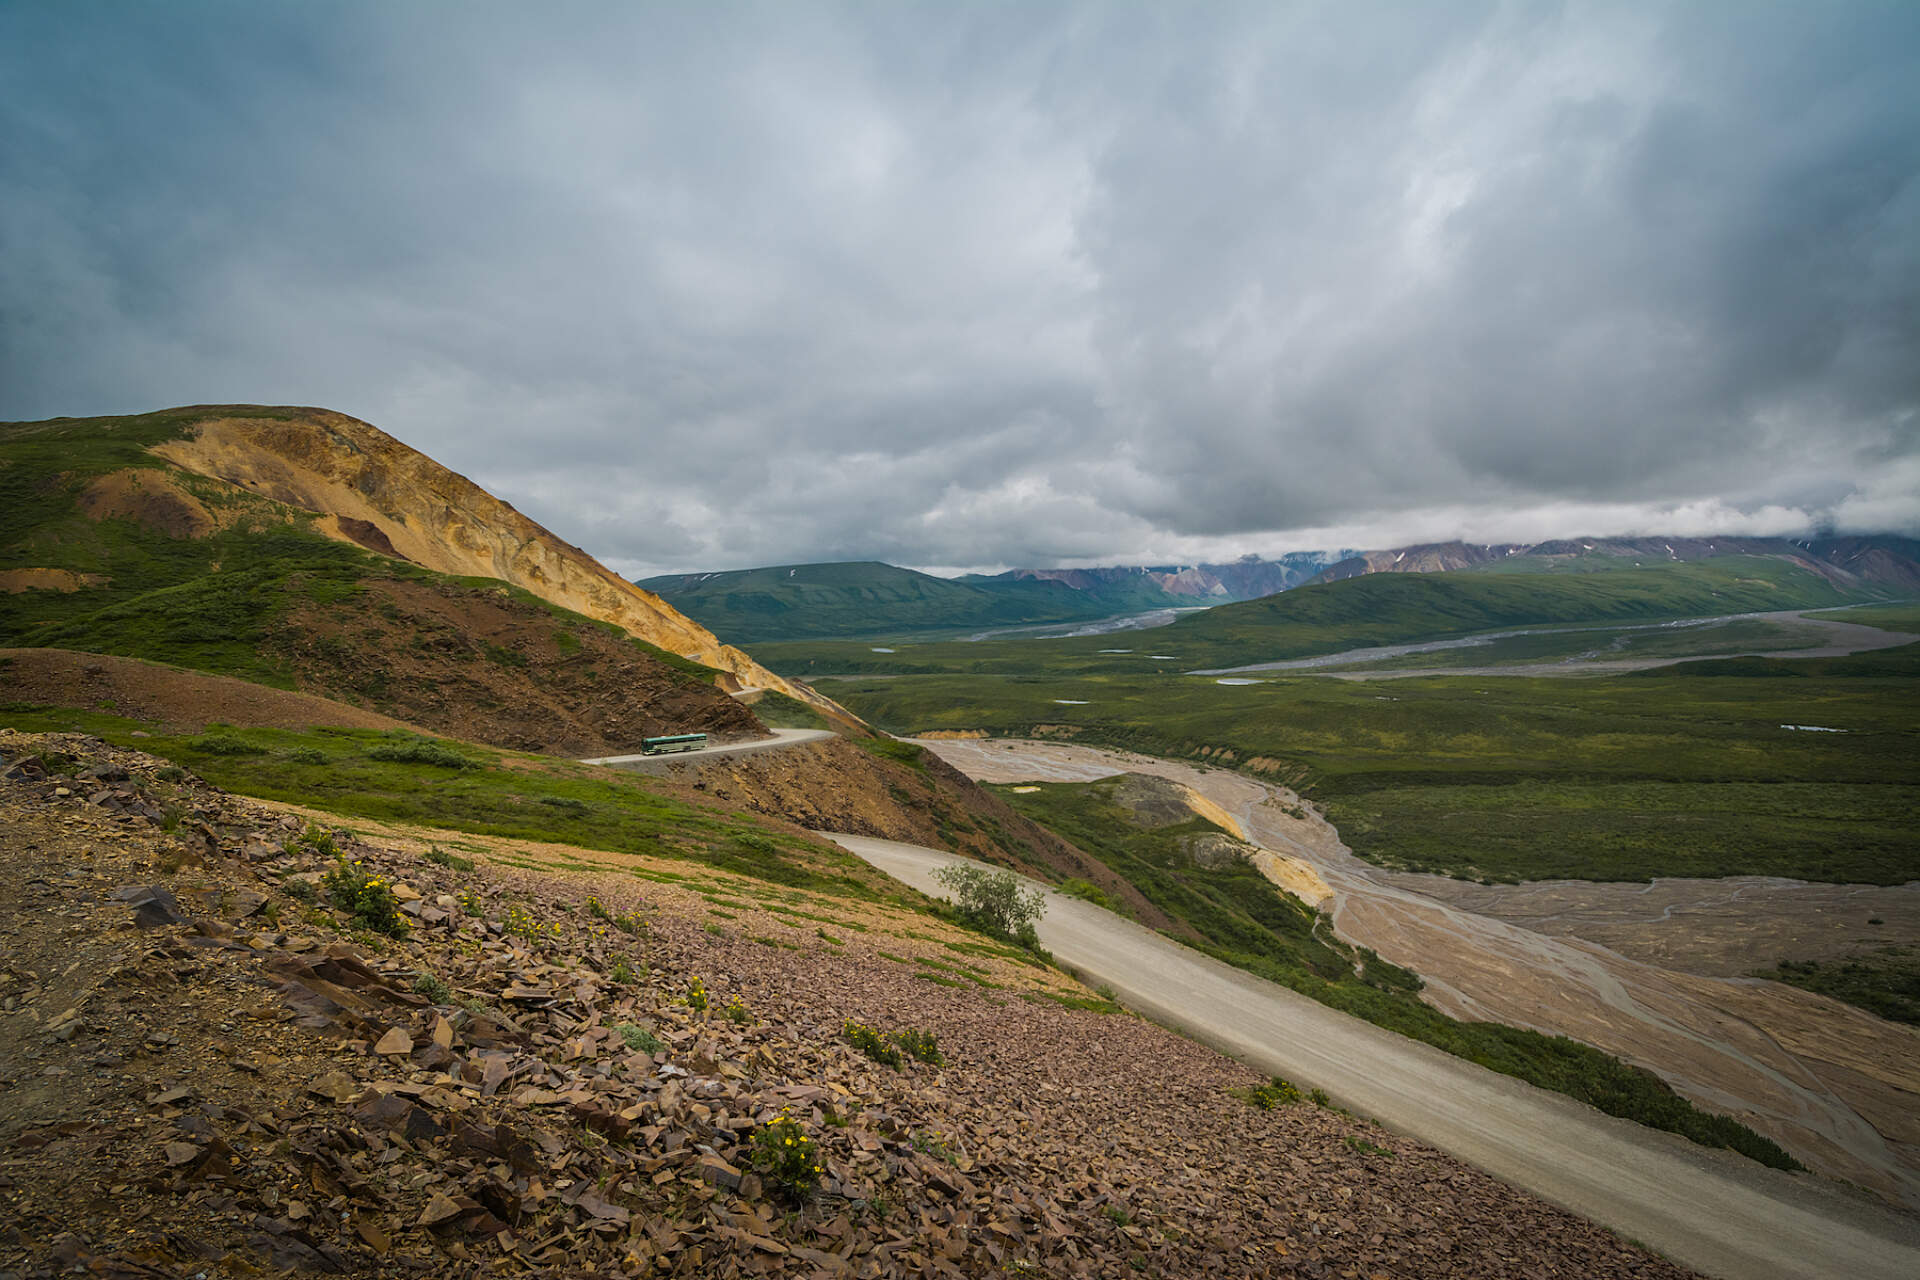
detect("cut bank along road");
top-left (825, 833), bottom-right (1920, 1280)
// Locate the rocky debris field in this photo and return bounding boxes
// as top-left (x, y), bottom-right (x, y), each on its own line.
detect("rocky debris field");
top-left (0, 730), bottom-right (1695, 1279)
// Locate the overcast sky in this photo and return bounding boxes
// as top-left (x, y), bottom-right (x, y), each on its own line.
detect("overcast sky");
top-left (4, 2), bottom-right (1916, 576)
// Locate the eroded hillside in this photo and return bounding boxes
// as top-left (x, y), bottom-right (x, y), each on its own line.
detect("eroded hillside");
top-left (1, 405), bottom-right (847, 725)
top-left (150, 409), bottom-right (827, 703)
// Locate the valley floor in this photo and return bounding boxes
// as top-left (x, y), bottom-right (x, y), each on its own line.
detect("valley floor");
top-left (916, 738), bottom-right (1920, 1223)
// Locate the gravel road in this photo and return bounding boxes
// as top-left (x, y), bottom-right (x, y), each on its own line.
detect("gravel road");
top-left (826, 832), bottom-right (1920, 1280)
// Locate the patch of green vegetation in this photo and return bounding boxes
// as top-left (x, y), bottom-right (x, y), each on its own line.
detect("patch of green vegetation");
top-left (1753, 946), bottom-right (1920, 1026)
top-left (424, 845), bottom-right (474, 872)
top-left (843, 1019), bottom-right (944, 1068)
top-left (996, 780), bottom-right (1406, 991)
top-left (748, 690), bottom-right (832, 731)
top-left (0, 705), bottom-right (904, 901)
top-left (616, 1022), bottom-right (665, 1053)
top-left (1240, 1076), bottom-right (1303, 1109)
top-left (1057, 877), bottom-right (1130, 916)
top-left (365, 734), bottom-right (479, 769)
top-left (637, 560), bottom-right (1122, 643)
top-left (1806, 604), bottom-right (1920, 633)
top-left (856, 736), bottom-right (926, 770)
top-left (995, 777), bottom-right (1800, 1171)
top-left (1021, 988), bottom-right (1123, 1015)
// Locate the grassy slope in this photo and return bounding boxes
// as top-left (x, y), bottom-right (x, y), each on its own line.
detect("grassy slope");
top-left (1135, 558), bottom-right (1870, 668)
top-left (0, 704), bottom-right (894, 900)
top-left (819, 650), bottom-right (1920, 883)
top-left (996, 779), bottom-right (1799, 1171)
top-left (638, 560), bottom-right (1116, 642)
top-left (1751, 946), bottom-right (1920, 1026)
top-left (1316, 615), bottom-right (1832, 673)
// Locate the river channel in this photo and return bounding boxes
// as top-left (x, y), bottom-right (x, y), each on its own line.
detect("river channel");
top-left (915, 735), bottom-right (1920, 1212)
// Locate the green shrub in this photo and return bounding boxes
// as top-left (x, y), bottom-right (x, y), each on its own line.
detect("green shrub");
top-left (843, 1018), bottom-right (903, 1068)
top-left (615, 1022), bottom-right (664, 1053)
top-left (365, 736), bottom-right (475, 768)
top-left (424, 845), bottom-right (474, 872)
top-left (1248, 1077), bottom-right (1303, 1109)
top-left (890, 1027), bottom-right (943, 1065)
top-left (843, 1019), bottom-right (943, 1068)
top-left (1059, 877), bottom-right (1127, 914)
top-left (290, 822), bottom-right (339, 859)
top-left (321, 858), bottom-right (408, 937)
top-left (934, 863), bottom-right (1046, 949)
top-left (750, 1111), bottom-right (822, 1198)
top-left (412, 972), bottom-right (453, 1003)
top-left (858, 736), bottom-right (926, 769)
top-left (190, 730), bottom-right (266, 756)
top-left (279, 746), bottom-right (329, 765)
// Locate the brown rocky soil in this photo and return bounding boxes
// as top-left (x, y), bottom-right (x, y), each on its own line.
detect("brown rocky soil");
top-left (1, 648), bottom-right (410, 735)
top-left (653, 740), bottom-right (1181, 937)
top-left (0, 729), bottom-right (1695, 1279)
top-left (265, 577), bottom-right (767, 755)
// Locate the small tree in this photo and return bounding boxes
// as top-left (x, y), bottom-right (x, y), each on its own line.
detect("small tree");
top-left (934, 864), bottom-right (1045, 949)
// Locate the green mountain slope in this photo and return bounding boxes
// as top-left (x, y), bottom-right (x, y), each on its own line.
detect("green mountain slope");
top-left (638, 560), bottom-right (1119, 642)
top-left (1166, 557), bottom-right (1876, 669)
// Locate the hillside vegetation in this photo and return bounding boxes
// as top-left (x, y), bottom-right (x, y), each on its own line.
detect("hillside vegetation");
top-left (750, 556), bottom-right (1880, 679)
top-left (639, 560), bottom-right (1119, 642)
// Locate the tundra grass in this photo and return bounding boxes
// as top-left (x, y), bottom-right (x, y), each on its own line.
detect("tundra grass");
top-left (0, 706), bottom-right (894, 900)
top-left (995, 778), bottom-right (1800, 1171)
top-left (1319, 616), bottom-right (1832, 673)
top-left (820, 657), bottom-right (1920, 884)
top-left (1752, 946), bottom-right (1920, 1026)
top-left (750, 559), bottom-right (1873, 678)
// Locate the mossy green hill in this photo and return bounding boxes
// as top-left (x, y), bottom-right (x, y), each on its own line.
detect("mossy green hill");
top-left (637, 560), bottom-right (1122, 642)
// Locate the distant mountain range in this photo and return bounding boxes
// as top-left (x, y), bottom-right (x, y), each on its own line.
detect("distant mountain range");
top-left (637, 554), bottom-right (1351, 643)
top-left (1303, 535), bottom-right (1920, 593)
top-left (640, 537), bottom-right (1919, 644)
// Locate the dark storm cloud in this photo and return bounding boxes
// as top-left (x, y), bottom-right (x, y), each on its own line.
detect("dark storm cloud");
top-left (3, 1), bottom-right (1916, 574)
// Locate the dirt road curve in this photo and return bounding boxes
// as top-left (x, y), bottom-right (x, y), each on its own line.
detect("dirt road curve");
top-left (580, 727), bottom-right (836, 769)
top-left (826, 833), bottom-right (1920, 1280)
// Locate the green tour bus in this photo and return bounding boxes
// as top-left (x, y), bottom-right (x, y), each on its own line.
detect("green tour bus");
top-left (640, 733), bottom-right (708, 756)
